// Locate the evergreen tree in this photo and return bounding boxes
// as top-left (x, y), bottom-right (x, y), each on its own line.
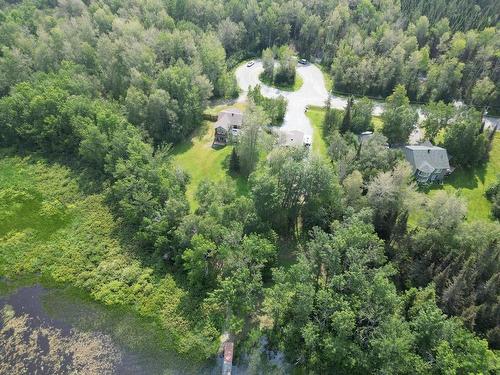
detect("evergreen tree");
top-left (322, 96), bottom-right (341, 135)
top-left (229, 147), bottom-right (240, 173)
top-left (340, 96), bottom-right (353, 134)
top-left (381, 85), bottom-right (418, 145)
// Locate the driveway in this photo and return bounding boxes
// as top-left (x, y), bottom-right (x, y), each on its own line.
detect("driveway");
top-left (236, 61), bottom-right (329, 138)
top-left (235, 60), bottom-right (499, 144)
top-left (484, 116), bottom-right (500, 132)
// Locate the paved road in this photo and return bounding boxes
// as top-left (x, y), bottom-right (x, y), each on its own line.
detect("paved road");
top-left (235, 60), bottom-right (499, 144)
top-left (236, 60), bottom-right (385, 141)
top-left (484, 116), bottom-right (500, 132)
top-left (236, 61), bottom-right (328, 138)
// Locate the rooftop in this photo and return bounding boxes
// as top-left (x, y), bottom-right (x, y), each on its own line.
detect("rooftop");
top-left (404, 144), bottom-right (450, 172)
top-left (215, 109), bottom-right (243, 131)
top-left (279, 130), bottom-right (305, 147)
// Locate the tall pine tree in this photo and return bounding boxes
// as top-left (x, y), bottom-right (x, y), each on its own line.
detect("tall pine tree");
top-left (340, 96), bottom-right (353, 134)
top-left (229, 147), bottom-right (240, 173)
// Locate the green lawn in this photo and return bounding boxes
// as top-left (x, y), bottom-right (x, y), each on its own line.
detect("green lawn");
top-left (203, 101), bottom-right (247, 118)
top-left (306, 106), bottom-right (329, 158)
top-left (372, 116), bottom-right (384, 132)
top-left (425, 134), bottom-right (500, 221)
top-left (317, 64), bottom-right (333, 92)
top-left (171, 113), bottom-right (249, 210)
top-left (259, 72), bottom-right (303, 92)
top-left (306, 106), bottom-right (384, 157)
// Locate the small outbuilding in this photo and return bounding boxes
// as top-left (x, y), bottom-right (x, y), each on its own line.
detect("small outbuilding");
top-left (358, 131), bottom-right (374, 144)
top-left (404, 144), bottom-right (451, 184)
top-left (213, 108), bottom-right (243, 146)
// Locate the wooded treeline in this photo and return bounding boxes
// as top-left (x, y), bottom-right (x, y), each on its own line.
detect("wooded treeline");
top-left (170, 0), bottom-right (499, 109)
top-left (0, 0), bottom-right (499, 373)
top-left (401, 0), bottom-right (499, 32)
top-left (1, 0), bottom-right (499, 114)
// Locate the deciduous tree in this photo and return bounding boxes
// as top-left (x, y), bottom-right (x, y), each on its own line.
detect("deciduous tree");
top-left (382, 85), bottom-right (418, 145)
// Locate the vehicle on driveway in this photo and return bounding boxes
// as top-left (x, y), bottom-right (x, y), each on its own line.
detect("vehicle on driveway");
top-left (246, 60), bottom-right (255, 67)
top-left (235, 59), bottom-right (329, 139)
top-left (303, 135), bottom-right (312, 147)
top-left (298, 58), bottom-right (307, 65)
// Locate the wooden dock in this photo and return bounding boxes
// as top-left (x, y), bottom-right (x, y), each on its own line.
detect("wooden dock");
top-left (222, 340), bottom-right (234, 375)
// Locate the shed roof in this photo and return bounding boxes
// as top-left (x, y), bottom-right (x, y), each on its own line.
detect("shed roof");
top-left (216, 109), bottom-right (243, 131)
top-left (358, 131), bottom-right (374, 143)
top-left (404, 145), bottom-right (450, 172)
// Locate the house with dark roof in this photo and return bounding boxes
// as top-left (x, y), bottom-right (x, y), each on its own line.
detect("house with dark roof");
top-left (404, 144), bottom-right (451, 184)
top-left (213, 108), bottom-right (243, 145)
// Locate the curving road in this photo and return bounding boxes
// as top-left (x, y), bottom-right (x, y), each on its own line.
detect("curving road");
top-left (236, 61), bottom-right (328, 138)
top-left (235, 60), bottom-right (498, 145)
top-left (235, 60), bottom-right (384, 142)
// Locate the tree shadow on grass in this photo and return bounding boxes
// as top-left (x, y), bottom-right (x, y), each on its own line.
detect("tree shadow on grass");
top-left (446, 164), bottom-right (487, 190)
top-left (233, 174), bottom-right (250, 196)
top-left (420, 164), bottom-right (488, 202)
top-left (170, 122), bottom-right (212, 157)
top-left (221, 152), bottom-right (251, 197)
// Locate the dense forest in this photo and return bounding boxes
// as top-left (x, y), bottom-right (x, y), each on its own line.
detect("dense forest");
top-left (0, 0), bottom-right (499, 373)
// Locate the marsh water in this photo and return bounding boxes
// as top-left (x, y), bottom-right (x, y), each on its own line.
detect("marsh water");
top-left (0, 280), bottom-right (288, 374)
top-left (0, 280), bottom-right (224, 374)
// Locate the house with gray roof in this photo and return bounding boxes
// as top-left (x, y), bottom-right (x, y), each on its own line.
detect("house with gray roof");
top-left (213, 108), bottom-right (243, 145)
top-left (278, 130), bottom-right (311, 148)
top-left (404, 144), bottom-right (451, 184)
top-left (278, 130), bottom-right (305, 148)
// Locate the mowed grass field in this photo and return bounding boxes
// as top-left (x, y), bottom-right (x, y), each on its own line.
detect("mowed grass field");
top-left (427, 134), bottom-right (500, 221)
top-left (171, 105), bottom-right (249, 210)
top-left (305, 106), bottom-right (329, 158)
top-left (175, 103), bottom-right (329, 211)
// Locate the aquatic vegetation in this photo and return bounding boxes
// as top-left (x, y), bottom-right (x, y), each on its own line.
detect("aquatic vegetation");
top-left (0, 305), bottom-right (121, 374)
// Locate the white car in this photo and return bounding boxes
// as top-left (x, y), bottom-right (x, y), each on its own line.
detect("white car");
top-left (298, 58), bottom-right (307, 65)
top-left (303, 135), bottom-right (312, 147)
top-left (246, 60), bottom-right (255, 67)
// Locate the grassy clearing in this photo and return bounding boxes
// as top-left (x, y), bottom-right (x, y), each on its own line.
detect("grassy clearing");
top-left (306, 106), bottom-right (329, 158)
top-left (372, 116), bottom-right (384, 132)
top-left (203, 101), bottom-right (247, 117)
top-left (171, 114), bottom-right (250, 210)
top-left (259, 72), bottom-right (303, 92)
top-left (0, 155), bottom-right (219, 360)
top-left (317, 64), bottom-right (333, 92)
top-left (425, 134), bottom-right (500, 221)
top-left (306, 106), bottom-right (385, 157)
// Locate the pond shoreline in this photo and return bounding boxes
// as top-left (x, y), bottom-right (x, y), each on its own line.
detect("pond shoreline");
top-left (0, 279), bottom-right (224, 374)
